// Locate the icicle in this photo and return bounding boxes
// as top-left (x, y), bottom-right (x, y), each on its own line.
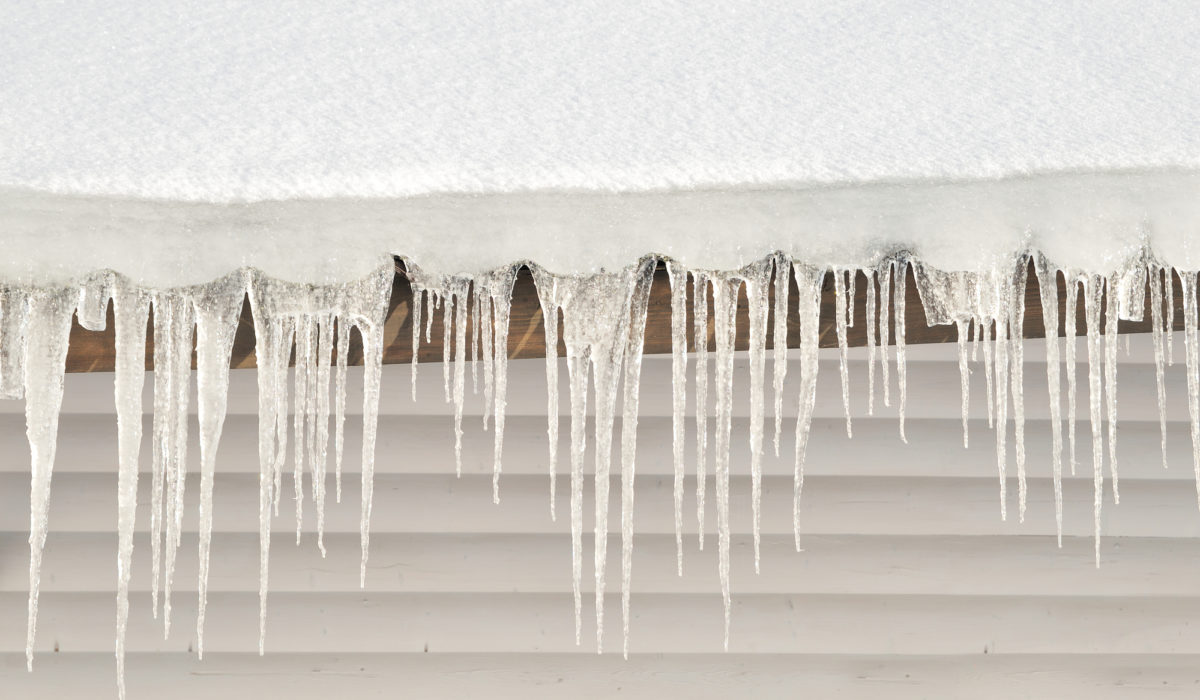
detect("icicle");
top-left (23, 286), bottom-right (77, 671)
top-left (147, 295), bottom-right (172, 620)
top-left (711, 275), bottom-right (739, 651)
top-left (472, 291), bottom-right (482, 394)
top-left (194, 273), bottom-right (247, 659)
top-left (666, 261), bottom-right (688, 573)
top-left (248, 282), bottom-right (282, 655)
top-left (866, 269), bottom-right (877, 416)
top-left (161, 294), bottom-right (194, 637)
top-left (693, 271), bottom-right (710, 550)
top-left (334, 319), bottom-right (349, 503)
top-left (620, 262), bottom-right (654, 659)
top-left (534, 272), bottom-right (560, 518)
top-left (486, 267), bottom-right (518, 504)
top-left (1065, 277), bottom-right (1079, 476)
top-left (481, 294), bottom-right (494, 429)
top-left (894, 259), bottom-right (909, 442)
top-left (833, 268), bottom-right (853, 438)
top-left (442, 290), bottom-right (453, 403)
top-left (955, 319), bottom-right (970, 448)
top-left (1182, 272), bottom-right (1200, 514)
top-left (772, 255), bottom-right (790, 455)
top-left (792, 264), bottom-right (823, 551)
top-left (1150, 264), bottom-right (1168, 469)
top-left (357, 265), bottom-right (394, 588)
top-left (1083, 274), bottom-right (1105, 566)
top-left (1167, 269), bottom-right (1176, 366)
top-left (112, 281), bottom-right (149, 700)
top-left (567, 350), bottom-right (588, 645)
top-left (993, 280), bottom-right (1010, 521)
top-left (745, 260), bottom-right (771, 573)
top-left (411, 288), bottom-right (422, 400)
top-left (1104, 278), bottom-right (1120, 505)
top-left (982, 317), bottom-right (995, 429)
top-left (450, 278), bottom-right (471, 477)
top-left (313, 313), bottom-right (334, 555)
top-left (879, 262), bottom-right (892, 408)
top-left (270, 316), bottom-right (293, 518)
top-left (1011, 256), bottom-right (1028, 522)
top-left (1036, 258), bottom-right (1064, 546)
top-left (292, 314), bottom-right (312, 544)
top-left (550, 261), bottom-right (648, 651)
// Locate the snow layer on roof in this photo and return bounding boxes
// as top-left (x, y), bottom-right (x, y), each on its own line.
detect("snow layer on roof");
top-left (2, 0), bottom-right (1198, 201)
top-left (1, 1), bottom-right (1198, 282)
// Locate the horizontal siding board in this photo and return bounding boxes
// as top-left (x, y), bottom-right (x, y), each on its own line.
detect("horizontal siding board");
top-left (4, 652), bottom-right (1200, 700)
top-left (9, 532), bottom-right (1200, 598)
top-left (9, 591), bottom-right (1200, 655)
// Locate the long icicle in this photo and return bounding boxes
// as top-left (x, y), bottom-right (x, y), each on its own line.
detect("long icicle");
top-left (666, 261), bottom-right (688, 573)
top-left (534, 272), bottom-right (561, 519)
top-left (745, 259), bottom-right (771, 573)
top-left (1182, 272), bottom-right (1200, 514)
top-left (693, 271), bottom-right (710, 551)
top-left (620, 261), bottom-right (654, 659)
top-left (1083, 274), bottom-right (1105, 566)
top-left (1103, 277), bottom-right (1120, 505)
top-left (894, 259), bottom-right (909, 443)
top-left (161, 294), bottom-right (194, 637)
top-left (833, 268), bottom-right (853, 438)
top-left (1150, 263), bottom-right (1168, 470)
top-left (112, 281), bottom-right (149, 700)
top-left (23, 286), bottom-right (77, 671)
top-left (1036, 258), bottom-right (1064, 546)
top-left (866, 269), bottom-right (877, 416)
top-left (488, 267), bottom-right (518, 504)
top-left (1011, 255), bottom-right (1028, 522)
top-left (712, 275), bottom-right (740, 650)
top-left (194, 274), bottom-right (246, 659)
top-left (792, 264), bottom-right (823, 551)
top-left (772, 254), bottom-right (790, 455)
top-left (1065, 276), bottom-right (1079, 476)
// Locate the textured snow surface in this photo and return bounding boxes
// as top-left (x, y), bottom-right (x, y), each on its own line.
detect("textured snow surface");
top-left (2, 1), bottom-right (1200, 283)
top-left (3, 0), bottom-right (1199, 200)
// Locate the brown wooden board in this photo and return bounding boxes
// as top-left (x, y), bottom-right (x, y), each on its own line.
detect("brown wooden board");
top-left (62, 259), bottom-right (1187, 373)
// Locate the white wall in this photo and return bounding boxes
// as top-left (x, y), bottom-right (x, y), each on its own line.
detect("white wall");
top-left (2, 337), bottom-right (1199, 698)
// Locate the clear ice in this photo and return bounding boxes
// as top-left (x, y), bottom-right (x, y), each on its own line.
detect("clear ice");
top-left (1, 246), bottom-right (1189, 694)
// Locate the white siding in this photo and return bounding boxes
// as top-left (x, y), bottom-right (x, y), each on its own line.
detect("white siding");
top-left (3, 336), bottom-right (1199, 697)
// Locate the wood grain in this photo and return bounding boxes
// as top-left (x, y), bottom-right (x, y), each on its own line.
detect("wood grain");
top-left (62, 260), bottom-right (1187, 372)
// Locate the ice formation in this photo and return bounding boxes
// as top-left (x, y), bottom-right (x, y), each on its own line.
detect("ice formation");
top-left (1, 239), bottom-right (1196, 695)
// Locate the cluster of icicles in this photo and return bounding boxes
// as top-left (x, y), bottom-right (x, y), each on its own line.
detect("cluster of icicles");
top-left (1, 247), bottom-right (1194, 697)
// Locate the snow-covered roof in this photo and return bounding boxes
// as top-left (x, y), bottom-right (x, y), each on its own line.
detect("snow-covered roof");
top-left (1, 0), bottom-right (1198, 281)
